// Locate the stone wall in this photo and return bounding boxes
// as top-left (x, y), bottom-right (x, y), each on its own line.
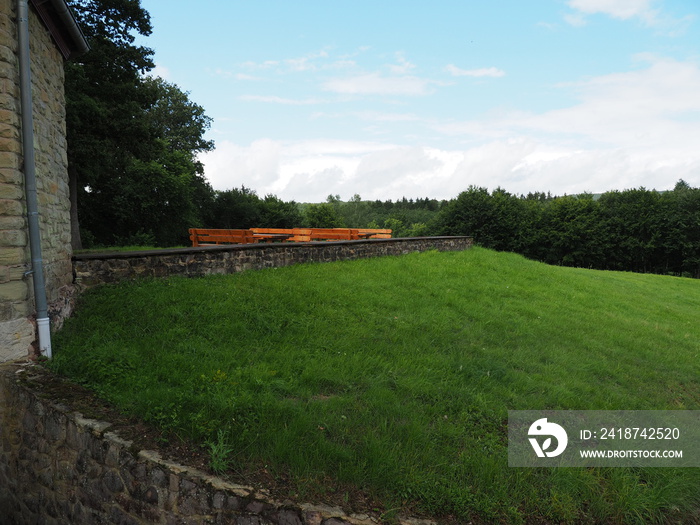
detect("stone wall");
top-left (0, 2), bottom-right (75, 362)
top-left (73, 237), bottom-right (473, 290)
top-left (0, 362), bottom-right (434, 525)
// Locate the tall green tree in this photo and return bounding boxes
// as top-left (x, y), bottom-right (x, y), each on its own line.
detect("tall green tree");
top-left (259, 195), bottom-right (303, 228)
top-left (434, 186), bottom-right (529, 251)
top-left (537, 195), bottom-right (605, 268)
top-left (597, 188), bottom-right (664, 273)
top-left (210, 187), bottom-right (263, 229)
top-left (66, 0), bottom-right (215, 247)
top-left (66, 0), bottom-right (155, 248)
top-left (305, 203), bottom-right (344, 228)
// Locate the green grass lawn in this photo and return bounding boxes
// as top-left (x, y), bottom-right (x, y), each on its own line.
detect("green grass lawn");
top-left (50, 247), bottom-right (700, 523)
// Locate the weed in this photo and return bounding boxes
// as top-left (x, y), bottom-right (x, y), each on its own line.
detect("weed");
top-left (207, 429), bottom-right (235, 475)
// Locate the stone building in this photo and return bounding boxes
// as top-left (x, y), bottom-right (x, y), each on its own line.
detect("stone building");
top-left (0, 0), bottom-right (87, 362)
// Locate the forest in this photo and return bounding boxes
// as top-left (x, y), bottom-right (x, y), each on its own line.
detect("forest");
top-left (66, 0), bottom-right (700, 279)
top-left (433, 181), bottom-right (700, 278)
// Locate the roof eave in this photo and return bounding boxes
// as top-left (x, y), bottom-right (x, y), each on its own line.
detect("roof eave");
top-left (29, 0), bottom-right (90, 60)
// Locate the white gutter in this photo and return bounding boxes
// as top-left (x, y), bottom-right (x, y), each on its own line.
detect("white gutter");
top-left (17, 0), bottom-right (52, 358)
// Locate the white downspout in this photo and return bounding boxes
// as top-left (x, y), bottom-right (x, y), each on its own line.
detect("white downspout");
top-left (17, 0), bottom-right (52, 358)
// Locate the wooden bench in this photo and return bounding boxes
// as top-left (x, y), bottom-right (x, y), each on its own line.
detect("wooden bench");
top-left (357, 228), bottom-right (392, 239)
top-left (250, 228), bottom-right (312, 243)
top-left (307, 228), bottom-right (360, 241)
top-left (190, 228), bottom-right (393, 246)
top-left (189, 228), bottom-right (255, 246)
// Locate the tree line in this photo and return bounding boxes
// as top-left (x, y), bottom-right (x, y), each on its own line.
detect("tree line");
top-left (434, 181), bottom-right (700, 278)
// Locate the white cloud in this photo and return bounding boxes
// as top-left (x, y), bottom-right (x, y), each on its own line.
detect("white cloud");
top-left (147, 64), bottom-right (172, 80)
top-left (567, 0), bottom-right (657, 21)
top-left (445, 64), bottom-right (506, 78)
top-left (285, 50), bottom-right (329, 72)
top-left (565, 0), bottom-right (694, 32)
top-left (200, 56), bottom-right (700, 202)
top-left (563, 13), bottom-right (588, 26)
top-left (437, 56), bottom-right (700, 152)
top-left (241, 60), bottom-right (280, 70)
top-left (310, 110), bottom-right (422, 123)
top-left (353, 111), bottom-right (422, 122)
top-left (322, 73), bottom-right (434, 96)
top-left (388, 53), bottom-right (417, 75)
top-left (239, 95), bottom-right (325, 105)
top-left (235, 73), bottom-right (259, 81)
top-left (238, 49), bottom-right (353, 75)
top-left (199, 139), bottom-right (282, 191)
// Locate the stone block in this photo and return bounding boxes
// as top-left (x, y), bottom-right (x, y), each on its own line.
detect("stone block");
top-left (0, 92), bottom-right (19, 110)
top-left (0, 183), bottom-right (24, 200)
top-left (10, 299), bottom-right (31, 318)
top-left (150, 467), bottom-right (168, 488)
top-left (0, 299), bottom-right (11, 319)
top-left (0, 214), bottom-right (25, 229)
top-left (143, 486), bottom-right (159, 505)
top-left (0, 229), bottom-right (26, 247)
top-left (0, 167), bottom-right (21, 185)
top-left (0, 198), bottom-right (24, 217)
top-left (0, 151), bottom-right (19, 169)
top-left (102, 469), bottom-right (125, 494)
top-left (0, 279), bottom-right (28, 302)
top-left (0, 248), bottom-right (25, 268)
top-left (271, 509), bottom-right (304, 525)
top-left (44, 413), bottom-right (67, 443)
top-left (0, 109), bottom-right (19, 130)
top-left (0, 135), bottom-right (20, 154)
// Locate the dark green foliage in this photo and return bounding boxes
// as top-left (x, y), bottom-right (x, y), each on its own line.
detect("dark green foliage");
top-left (209, 187), bottom-right (303, 229)
top-left (433, 180), bottom-right (700, 277)
top-left (260, 195), bottom-right (304, 228)
top-left (66, 0), bottom-right (215, 248)
top-left (304, 202), bottom-right (345, 228)
top-left (210, 187), bottom-right (262, 229)
top-left (315, 194), bottom-right (447, 235)
top-left (533, 194), bottom-right (606, 268)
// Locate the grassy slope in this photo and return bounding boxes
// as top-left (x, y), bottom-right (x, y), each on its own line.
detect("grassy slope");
top-left (51, 247), bottom-right (700, 523)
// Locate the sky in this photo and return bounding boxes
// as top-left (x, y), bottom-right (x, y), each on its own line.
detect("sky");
top-left (137, 0), bottom-right (700, 202)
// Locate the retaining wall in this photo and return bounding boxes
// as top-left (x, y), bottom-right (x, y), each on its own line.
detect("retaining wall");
top-left (0, 362), bottom-right (435, 525)
top-left (73, 237), bottom-right (473, 290)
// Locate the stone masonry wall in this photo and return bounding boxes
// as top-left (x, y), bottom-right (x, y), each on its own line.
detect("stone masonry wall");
top-left (0, 362), bottom-right (435, 525)
top-left (0, 2), bottom-right (75, 362)
top-left (73, 237), bottom-right (473, 290)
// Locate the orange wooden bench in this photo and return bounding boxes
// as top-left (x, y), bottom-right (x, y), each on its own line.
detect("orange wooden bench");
top-left (250, 228), bottom-right (312, 242)
top-left (190, 228), bottom-right (392, 246)
top-left (307, 228), bottom-right (360, 241)
top-left (189, 228), bottom-right (255, 246)
top-left (357, 228), bottom-right (392, 239)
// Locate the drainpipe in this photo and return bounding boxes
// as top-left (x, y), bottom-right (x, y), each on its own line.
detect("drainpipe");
top-left (17, 0), bottom-right (52, 358)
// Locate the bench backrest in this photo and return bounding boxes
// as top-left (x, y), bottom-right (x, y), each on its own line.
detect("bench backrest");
top-left (250, 228), bottom-right (313, 242)
top-left (189, 228), bottom-right (255, 246)
top-left (357, 228), bottom-right (392, 239)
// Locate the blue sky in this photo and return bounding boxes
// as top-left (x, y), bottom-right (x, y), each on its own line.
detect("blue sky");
top-left (138, 0), bottom-right (700, 202)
